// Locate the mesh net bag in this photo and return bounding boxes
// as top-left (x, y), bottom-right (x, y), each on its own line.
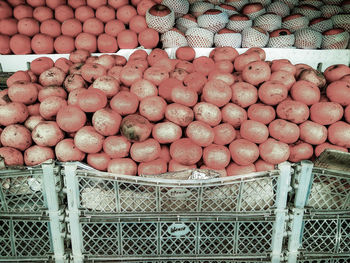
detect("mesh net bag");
top-left (162, 0), bottom-right (190, 18)
top-left (332, 14), bottom-right (350, 31)
top-left (323, 0), bottom-right (342, 4)
top-left (310, 19), bottom-right (333, 32)
top-left (186, 27), bottom-right (214, 47)
top-left (292, 6), bottom-right (322, 20)
top-left (227, 19), bottom-right (253, 32)
top-left (343, 3), bottom-right (350, 13)
top-left (208, 0), bottom-right (225, 4)
top-left (197, 11), bottom-right (229, 32)
top-left (268, 33), bottom-right (295, 47)
top-left (188, 0), bottom-right (202, 4)
top-left (161, 30), bottom-right (188, 48)
top-left (282, 15), bottom-right (309, 32)
top-left (299, 0), bottom-right (324, 7)
top-left (225, 0), bottom-right (249, 11)
top-left (190, 1), bottom-right (215, 16)
top-left (294, 28), bottom-right (323, 49)
top-left (249, 0), bottom-right (272, 6)
top-left (266, 1), bottom-right (290, 17)
top-left (279, 0), bottom-right (299, 9)
top-left (320, 5), bottom-right (343, 19)
top-left (321, 31), bottom-right (350, 49)
top-left (176, 16), bottom-right (199, 33)
top-left (246, 8), bottom-right (266, 20)
top-left (241, 27), bottom-right (269, 47)
top-left (146, 10), bottom-right (175, 33)
top-left (214, 31), bottom-right (242, 47)
top-left (215, 4), bottom-right (239, 16)
top-left (253, 13), bottom-right (282, 32)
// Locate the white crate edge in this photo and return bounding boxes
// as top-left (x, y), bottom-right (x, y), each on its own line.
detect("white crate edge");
top-left (0, 48), bottom-right (349, 72)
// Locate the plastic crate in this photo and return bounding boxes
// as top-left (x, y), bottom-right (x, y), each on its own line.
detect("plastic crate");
top-left (0, 161), bottom-right (63, 214)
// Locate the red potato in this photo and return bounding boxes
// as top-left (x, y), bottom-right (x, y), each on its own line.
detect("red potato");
top-left (203, 144), bottom-right (230, 170)
top-left (170, 138), bottom-right (202, 165)
top-left (74, 126), bottom-right (104, 154)
top-left (202, 79), bottom-right (232, 107)
top-left (6, 70), bottom-right (31, 87)
top-left (152, 58), bottom-right (178, 73)
top-left (158, 78), bottom-right (183, 102)
top-left (298, 68), bottom-right (326, 90)
top-left (165, 103), bottom-right (194, 127)
top-left (92, 76), bottom-right (119, 98)
top-left (129, 15), bottom-right (148, 33)
top-left (69, 49), bottom-right (90, 63)
top-left (39, 96), bottom-right (67, 120)
top-left (193, 56), bottom-right (215, 77)
top-left (39, 67), bottom-right (65, 87)
top-left (229, 139), bottom-right (259, 165)
top-left (183, 72), bottom-right (207, 94)
top-left (221, 103), bottom-right (246, 128)
top-left (24, 115), bottom-right (44, 131)
top-left (269, 119), bottom-right (300, 144)
top-left (120, 114), bottom-right (152, 142)
top-left (69, 63), bottom-right (84, 75)
top-left (328, 121), bottom-right (350, 148)
top-left (176, 46), bottom-right (196, 61)
top-left (139, 96), bottom-right (167, 122)
top-left (213, 123), bottom-right (236, 145)
top-left (345, 105), bottom-right (350, 124)
top-left (240, 120), bottom-right (269, 144)
top-left (130, 79), bottom-right (158, 100)
top-left (1, 124), bottom-right (32, 151)
top-left (276, 100), bottom-right (310, 124)
top-left (130, 138), bottom-right (160, 163)
top-left (64, 74), bottom-right (87, 93)
top-left (233, 52), bottom-right (261, 72)
top-left (168, 159), bottom-right (196, 172)
top-left (290, 80), bottom-right (320, 106)
top-left (0, 102), bottom-right (28, 126)
top-left (259, 138), bottom-right (290, 165)
top-left (242, 61), bottom-right (271, 86)
top-left (27, 70), bottom-right (37, 83)
top-left (9, 34), bottom-right (32, 54)
top-left (110, 91), bottom-right (139, 116)
top-left (258, 81), bottom-right (288, 106)
top-left (92, 108), bottom-right (122, 136)
top-left (55, 138), bottom-right (85, 162)
top-left (214, 60), bottom-right (234, 73)
top-left (61, 19), bottom-right (83, 37)
top-left (0, 147), bottom-right (24, 166)
top-left (0, 89), bottom-right (10, 106)
top-left (8, 81), bottom-right (38, 105)
top-left (208, 70), bottom-right (235, 86)
top-left (176, 60), bottom-right (195, 73)
top-left (103, 136), bottom-right (131, 158)
top-left (138, 158), bottom-right (167, 175)
top-left (269, 70), bottom-right (296, 90)
top-left (231, 82), bottom-right (258, 108)
top-left (323, 64), bottom-right (350, 83)
top-left (171, 86), bottom-right (198, 107)
top-left (299, 121), bottom-right (327, 145)
top-left (81, 63), bottom-right (107, 83)
top-left (67, 88), bottom-right (86, 106)
top-left (255, 159), bottom-right (275, 172)
top-left (326, 80), bottom-right (350, 106)
top-left (212, 46), bottom-right (239, 62)
top-left (24, 145), bottom-right (55, 166)
top-left (127, 58), bottom-right (149, 72)
top-left (87, 152), bottom-right (110, 171)
top-left (270, 59), bottom-right (296, 75)
top-left (147, 48), bottom-right (169, 66)
top-left (315, 142), bottom-right (348, 157)
top-left (32, 121), bottom-right (64, 147)
top-left (159, 145), bottom-right (170, 162)
top-left (288, 141), bottom-right (314, 163)
top-left (107, 66), bottom-right (123, 82)
top-left (108, 158), bottom-right (137, 175)
top-left (78, 88), bottom-right (108, 113)
top-left (247, 103), bottom-right (275, 125)
top-left (152, 121), bottom-right (182, 144)
top-left (143, 66), bottom-right (170, 86)
top-left (193, 102), bottom-right (222, 127)
top-left (245, 47), bottom-right (266, 61)
top-left (226, 163), bottom-right (256, 176)
top-left (310, 102), bottom-right (344, 125)
top-left (120, 66), bottom-right (143, 86)
top-left (30, 57), bottom-right (54, 76)
top-left (170, 68), bottom-right (189, 82)
top-left (95, 55), bottom-right (116, 70)
top-left (186, 121), bottom-right (215, 147)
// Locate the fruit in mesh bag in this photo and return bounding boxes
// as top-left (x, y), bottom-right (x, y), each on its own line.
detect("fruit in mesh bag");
top-left (309, 17), bottom-right (333, 33)
top-left (279, 0), bottom-right (299, 8)
top-left (242, 3), bottom-right (266, 20)
top-left (190, 1), bottom-right (214, 17)
top-left (161, 28), bottom-right (188, 48)
top-left (214, 3), bottom-right (238, 16)
top-left (268, 28), bottom-right (295, 48)
top-left (253, 13), bottom-right (282, 32)
top-left (282, 14), bottom-right (310, 32)
top-left (176, 14), bottom-right (198, 33)
top-left (342, 0), bottom-right (350, 12)
top-left (324, 0), bottom-right (343, 4)
top-left (241, 26), bottom-right (269, 48)
top-left (227, 14), bottom-right (252, 32)
top-left (322, 28), bottom-right (350, 49)
top-left (299, 0), bottom-right (324, 7)
top-left (266, 1), bottom-right (290, 18)
top-left (320, 5), bottom-right (343, 19)
top-left (197, 9), bottom-right (229, 33)
top-left (331, 14), bottom-right (350, 32)
top-left (146, 4), bottom-right (175, 33)
top-left (292, 4), bottom-right (322, 20)
top-left (162, 0), bottom-right (189, 18)
top-left (214, 28), bottom-right (242, 47)
top-left (225, 0), bottom-right (249, 11)
top-left (294, 28), bottom-right (323, 49)
top-left (186, 27), bottom-right (214, 47)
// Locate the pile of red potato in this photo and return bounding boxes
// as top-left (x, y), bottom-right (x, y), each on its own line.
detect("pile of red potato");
top-left (1, 46), bottom-right (350, 177)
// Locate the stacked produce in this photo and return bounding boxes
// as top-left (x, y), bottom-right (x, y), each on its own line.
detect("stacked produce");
top-left (0, 47), bottom-right (350, 176)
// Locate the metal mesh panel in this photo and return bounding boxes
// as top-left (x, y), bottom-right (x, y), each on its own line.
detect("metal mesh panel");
top-left (0, 217), bottom-right (52, 258)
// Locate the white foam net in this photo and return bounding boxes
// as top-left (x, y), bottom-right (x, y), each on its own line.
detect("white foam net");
top-left (225, 0), bottom-right (249, 11)
top-left (246, 8), bottom-right (266, 20)
top-left (279, 0), bottom-right (299, 8)
top-left (215, 5), bottom-right (239, 16)
top-left (207, 0), bottom-right (225, 4)
top-left (146, 10), bottom-right (175, 33)
top-left (188, 0), bottom-right (202, 4)
top-left (282, 16), bottom-right (309, 32)
top-left (310, 19), bottom-right (333, 33)
top-left (190, 1), bottom-right (215, 16)
top-left (161, 30), bottom-right (188, 48)
top-left (227, 19), bottom-right (253, 32)
top-left (241, 27), bottom-right (269, 47)
top-left (176, 17), bottom-right (198, 33)
top-left (197, 12), bottom-right (229, 32)
top-left (323, 0), bottom-right (342, 4)
top-left (186, 27), bottom-right (214, 47)
top-left (254, 13), bottom-right (282, 32)
top-left (299, 0), bottom-right (324, 7)
top-left (343, 4), bottom-right (350, 13)
top-left (267, 33), bottom-right (295, 47)
top-left (249, 0), bottom-right (271, 6)
top-left (332, 14), bottom-right (350, 31)
top-left (294, 28), bottom-right (323, 49)
top-left (214, 32), bottom-right (242, 47)
top-left (321, 31), bottom-right (350, 49)
top-left (162, 0), bottom-right (190, 18)
top-left (266, 1), bottom-right (290, 17)
top-left (320, 5), bottom-right (343, 18)
top-left (292, 6), bottom-right (322, 20)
